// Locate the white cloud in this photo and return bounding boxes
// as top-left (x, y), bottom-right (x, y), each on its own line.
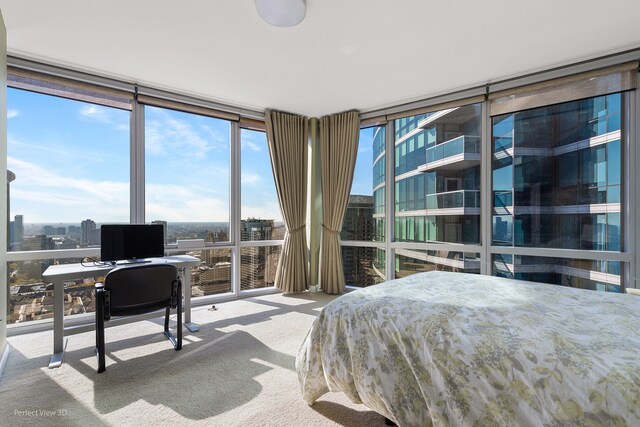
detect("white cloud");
top-left (241, 140), bottom-right (261, 152)
top-left (8, 157), bottom-right (130, 222)
top-left (146, 183), bottom-right (229, 222)
top-left (7, 109), bottom-right (19, 119)
top-left (79, 105), bottom-right (112, 123)
top-left (145, 112), bottom-right (212, 158)
top-left (78, 105), bottom-right (129, 132)
top-left (241, 172), bottom-right (262, 185)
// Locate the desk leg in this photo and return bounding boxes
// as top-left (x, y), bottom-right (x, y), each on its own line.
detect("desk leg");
top-left (49, 278), bottom-right (67, 368)
top-left (181, 267), bottom-right (199, 333)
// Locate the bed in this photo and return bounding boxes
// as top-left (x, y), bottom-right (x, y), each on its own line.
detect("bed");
top-left (296, 271), bottom-right (640, 426)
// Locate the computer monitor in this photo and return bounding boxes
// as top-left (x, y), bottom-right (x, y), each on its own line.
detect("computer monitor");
top-left (100, 224), bottom-right (165, 263)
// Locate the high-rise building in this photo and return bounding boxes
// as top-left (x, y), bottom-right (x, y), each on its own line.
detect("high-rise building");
top-left (14, 214), bottom-right (23, 244)
top-left (389, 104), bottom-right (482, 277)
top-left (9, 214), bottom-right (24, 251)
top-left (490, 94), bottom-right (622, 292)
top-left (379, 94), bottom-right (623, 291)
top-left (81, 219), bottom-right (97, 246)
top-left (240, 218), bottom-right (276, 290)
top-left (341, 195), bottom-right (377, 287)
top-left (241, 218), bottom-right (273, 241)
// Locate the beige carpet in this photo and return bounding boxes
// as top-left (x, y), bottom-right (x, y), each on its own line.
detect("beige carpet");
top-left (0, 292), bottom-right (385, 426)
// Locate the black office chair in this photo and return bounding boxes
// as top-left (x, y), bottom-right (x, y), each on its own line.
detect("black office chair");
top-left (94, 263), bottom-right (182, 373)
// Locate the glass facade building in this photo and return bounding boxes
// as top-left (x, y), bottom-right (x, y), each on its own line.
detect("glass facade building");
top-left (346, 79), bottom-right (632, 291)
top-left (392, 103), bottom-right (483, 277)
top-left (491, 94), bottom-right (623, 291)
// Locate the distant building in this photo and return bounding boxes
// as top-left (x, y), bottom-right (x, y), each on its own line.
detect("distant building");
top-left (14, 214), bottom-right (23, 242)
top-left (9, 214), bottom-right (24, 250)
top-left (194, 262), bottom-right (232, 296)
top-left (21, 235), bottom-right (55, 251)
top-left (341, 195), bottom-right (378, 287)
top-left (240, 218), bottom-right (276, 289)
top-left (81, 219), bottom-right (97, 245)
top-left (241, 218), bottom-right (274, 241)
top-left (199, 229), bottom-right (228, 243)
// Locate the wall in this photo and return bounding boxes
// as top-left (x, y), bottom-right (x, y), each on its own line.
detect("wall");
top-left (0, 9), bottom-right (8, 371)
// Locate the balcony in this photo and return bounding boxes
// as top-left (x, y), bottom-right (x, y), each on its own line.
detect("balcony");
top-left (426, 189), bottom-right (480, 215)
top-left (418, 135), bottom-right (481, 172)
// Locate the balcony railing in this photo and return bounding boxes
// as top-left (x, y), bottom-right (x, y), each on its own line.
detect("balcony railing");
top-left (426, 135), bottom-right (480, 164)
top-left (494, 190), bottom-right (513, 208)
top-left (426, 190), bottom-right (480, 210)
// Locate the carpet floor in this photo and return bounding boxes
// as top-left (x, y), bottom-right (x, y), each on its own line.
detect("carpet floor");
top-left (0, 291), bottom-right (385, 426)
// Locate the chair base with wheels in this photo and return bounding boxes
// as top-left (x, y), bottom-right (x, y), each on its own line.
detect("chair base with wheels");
top-left (94, 264), bottom-right (182, 373)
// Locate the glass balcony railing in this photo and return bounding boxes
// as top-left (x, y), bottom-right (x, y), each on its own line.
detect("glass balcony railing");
top-left (426, 190), bottom-right (480, 210)
top-left (493, 190), bottom-right (513, 208)
top-left (426, 135), bottom-right (480, 164)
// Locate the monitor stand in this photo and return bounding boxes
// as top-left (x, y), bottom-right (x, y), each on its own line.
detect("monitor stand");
top-left (116, 259), bottom-right (152, 265)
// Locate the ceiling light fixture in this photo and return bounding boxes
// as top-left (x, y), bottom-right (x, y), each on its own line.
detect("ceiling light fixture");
top-left (255, 0), bottom-right (306, 28)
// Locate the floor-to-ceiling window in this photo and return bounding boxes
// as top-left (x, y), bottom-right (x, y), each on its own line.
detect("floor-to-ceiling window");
top-left (6, 74), bottom-right (132, 323)
top-left (240, 128), bottom-right (283, 291)
top-left (491, 93), bottom-right (627, 292)
top-left (144, 104), bottom-right (232, 296)
top-left (392, 103), bottom-right (482, 278)
top-left (341, 125), bottom-right (386, 287)
top-left (345, 65), bottom-right (635, 292)
top-left (5, 66), bottom-right (273, 329)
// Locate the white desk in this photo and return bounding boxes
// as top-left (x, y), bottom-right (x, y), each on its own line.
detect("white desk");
top-left (42, 255), bottom-right (200, 369)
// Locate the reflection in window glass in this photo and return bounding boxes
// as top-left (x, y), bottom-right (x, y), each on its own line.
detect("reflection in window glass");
top-left (7, 88), bottom-right (130, 252)
top-left (241, 129), bottom-right (284, 241)
top-left (491, 94), bottom-right (624, 251)
top-left (395, 250), bottom-right (480, 279)
top-left (342, 126), bottom-right (385, 242)
top-left (394, 104), bottom-right (481, 244)
top-left (145, 106), bottom-right (230, 244)
top-left (492, 254), bottom-right (622, 293)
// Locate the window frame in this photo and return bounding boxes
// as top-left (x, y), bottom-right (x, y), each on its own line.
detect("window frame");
top-left (5, 61), bottom-right (277, 333)
top-left (348, 67), bottom-right (637, 290)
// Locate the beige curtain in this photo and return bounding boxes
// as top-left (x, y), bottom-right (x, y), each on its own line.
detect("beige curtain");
top-left (265, 110), bottom-right (309, 293)
top-left (319, 110), bottom-right (360, 294)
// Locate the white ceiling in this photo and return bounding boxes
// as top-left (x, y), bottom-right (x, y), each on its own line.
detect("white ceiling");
top-left (0, 0), bottom-right (639, 117)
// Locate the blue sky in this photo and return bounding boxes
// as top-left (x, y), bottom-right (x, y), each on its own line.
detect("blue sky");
top-left (7, 88), bottom-right (282, 224)
top-left (350, 127), bottom-right (375, 196)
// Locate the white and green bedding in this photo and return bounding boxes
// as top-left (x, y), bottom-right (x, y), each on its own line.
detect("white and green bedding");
top-left (296, 271), bottom-right (640, 426)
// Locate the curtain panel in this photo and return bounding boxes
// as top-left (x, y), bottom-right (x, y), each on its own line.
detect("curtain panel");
top-left (319, 110), bottom-right (360, 294)
top-left (265, 110), bottom-right (309, 293)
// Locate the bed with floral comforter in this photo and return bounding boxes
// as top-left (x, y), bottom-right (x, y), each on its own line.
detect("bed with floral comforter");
top-left (295, 271), bottom-right (640, 426)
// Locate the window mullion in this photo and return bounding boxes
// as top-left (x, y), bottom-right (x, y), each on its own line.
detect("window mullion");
top-left (131, 96), bottom-right (145, 224)
top-left (385, 120), bottom-right (395, 280)
top-left (481, 97), bottom-right (492, 276)
top-left (231, 122), bottom-right (241, 296)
